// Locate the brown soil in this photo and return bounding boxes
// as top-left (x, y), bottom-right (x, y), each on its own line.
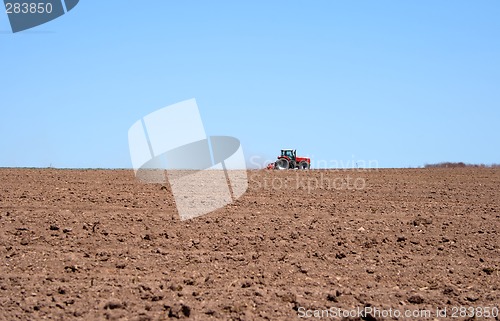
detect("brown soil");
top-left (0, 168), bottom-right (499, 321)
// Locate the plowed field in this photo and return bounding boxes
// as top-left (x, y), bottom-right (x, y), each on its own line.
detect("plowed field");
top-left (1, 168), bottom-right (499, 320)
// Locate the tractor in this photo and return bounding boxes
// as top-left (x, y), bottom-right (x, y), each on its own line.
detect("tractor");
top-left (273, 149), bottom-right (311, 170)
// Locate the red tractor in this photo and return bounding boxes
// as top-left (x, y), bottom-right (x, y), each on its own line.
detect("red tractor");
top-left (273, 149), bottom-right (311, 170)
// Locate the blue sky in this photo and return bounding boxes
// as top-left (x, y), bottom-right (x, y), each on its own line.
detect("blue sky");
top-left (1, 1), bottom-right (499, 168)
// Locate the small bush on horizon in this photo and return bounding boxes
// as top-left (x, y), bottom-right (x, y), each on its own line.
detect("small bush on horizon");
top-left (424, 162), bottom-right (500, 168)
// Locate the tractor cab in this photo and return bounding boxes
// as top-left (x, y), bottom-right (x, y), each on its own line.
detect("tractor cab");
top-left (281, 149), bottom-right (296, 160)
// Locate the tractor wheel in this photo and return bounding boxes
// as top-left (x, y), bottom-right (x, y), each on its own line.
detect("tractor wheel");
top-left (275, 158), bottom-right (289, 170)
top-left (299, 161), bottom-right (310, 170)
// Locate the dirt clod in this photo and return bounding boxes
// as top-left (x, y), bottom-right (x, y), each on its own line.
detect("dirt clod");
top-left (407, 294), bottom-right (424, 304)
top-left (104, 300), bottom-right (125, 310)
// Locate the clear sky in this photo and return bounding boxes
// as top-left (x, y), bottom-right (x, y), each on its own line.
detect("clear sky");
top-left (1, 1), bottom-right (499, 169)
